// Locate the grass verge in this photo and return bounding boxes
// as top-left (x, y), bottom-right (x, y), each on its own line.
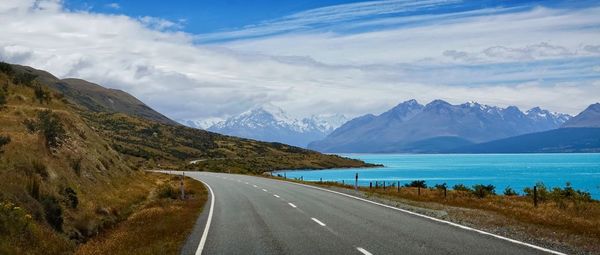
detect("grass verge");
top-left (75, 173), bottom-right (207, 255)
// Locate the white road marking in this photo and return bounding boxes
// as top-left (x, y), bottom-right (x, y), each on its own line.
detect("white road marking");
top-left (273, 194), bottom-right (280, 198)
top-left (253, 185), bottom-right (258, 188)
top-left (356, 247), bottom-right (372, 255)
top-left (245, 182), bottom-right (249, 185)
top-left (281, 180), bottom-right (566, 255)
top-left (311, 218), bottom-right (326, 226)
top-left (194, 178), bottom-right (215, 255)
top-left (262, 189), bottom-right (268, 192)
top-left (288, 203), bottom-right (297, 208)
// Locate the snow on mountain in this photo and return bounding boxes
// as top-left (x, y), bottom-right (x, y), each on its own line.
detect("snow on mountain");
top-left (309, 99), bottom-right (572, 153)
top-left (206, 105), bottom-right (348, 147)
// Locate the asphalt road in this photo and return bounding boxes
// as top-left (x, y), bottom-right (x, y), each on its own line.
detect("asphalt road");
top-left (175, 172), bottom-right (562, 255)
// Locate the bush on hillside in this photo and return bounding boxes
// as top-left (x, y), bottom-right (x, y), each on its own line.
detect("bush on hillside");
top-left (12, 73), bottom-right (37, 87)
top-left (0, 135), bottom-right (10, 153)
top-left (452, 184), bottom-right (472, 192)
top-left (0, 62), bottom-right (13, 76)
top-left (27, 110), bottom-right (67, 149)
top-left (41, 196), bottom-right (63, 232)
top-left (472, 184), bottom-right (496, 198)
top-left (404, 180), bottom-right (427, 188)
top-left (34, 85), bottom-right (52, 104)
top-left (62, 188), bottom-right (78, 209)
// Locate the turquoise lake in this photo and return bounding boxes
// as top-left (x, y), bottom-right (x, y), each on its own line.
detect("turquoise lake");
top-left (277, 154), bottom-right (600, 199)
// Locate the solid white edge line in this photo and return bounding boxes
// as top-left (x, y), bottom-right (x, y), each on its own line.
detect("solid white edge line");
top-left (356, 247), bottom-right (373, 255)
top-left (311, 217), bottom-right (326, 226)
top-left (276, 179), bottom-right (566, 255)
top-left (288, 202), bottom-right (297, 208)
top-left (194, 177), bottom-right (215, 255)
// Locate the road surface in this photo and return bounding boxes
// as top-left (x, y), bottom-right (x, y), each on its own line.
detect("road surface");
top-left (175, 172), bottom-right (562, 255)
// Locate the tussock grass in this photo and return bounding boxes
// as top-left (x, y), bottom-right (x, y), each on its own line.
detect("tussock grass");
top-left (76, 174), bottom-right (207, 255)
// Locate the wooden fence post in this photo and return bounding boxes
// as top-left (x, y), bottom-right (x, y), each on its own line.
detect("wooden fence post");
top-left (397, 181), bottom-right (400, 192)
top-left (369, 182), bottom-right (372, 189)
top-left (180, 172), bottom-right (185, 200)
top-left (418, 186), bottom-right (421, 196)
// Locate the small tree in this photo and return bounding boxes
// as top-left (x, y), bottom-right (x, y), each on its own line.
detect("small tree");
top-left (453, 184), bottom-right (472, 192)
top-left (12, 73), bottom-right (37, 87)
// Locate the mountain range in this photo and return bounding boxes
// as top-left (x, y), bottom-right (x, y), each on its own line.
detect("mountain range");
top-left (204, 105), bottom-right (348, 147)
top-left (308, 99), bottom-right (573, 153)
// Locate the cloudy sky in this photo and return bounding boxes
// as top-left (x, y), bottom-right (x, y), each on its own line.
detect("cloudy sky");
top-left (1, 0), bottom-right (599, 126)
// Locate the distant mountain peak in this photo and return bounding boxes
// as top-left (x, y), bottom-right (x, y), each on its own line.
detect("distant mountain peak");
top-left (562, 102), bottom-right (600, 128)
top-left (207, 106), bottom-right (348, 147)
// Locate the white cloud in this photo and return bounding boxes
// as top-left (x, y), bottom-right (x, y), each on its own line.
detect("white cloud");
top-left (106, 3), bottom-right (120, 10)
top-left (0, 0), bottom-right (598, 125)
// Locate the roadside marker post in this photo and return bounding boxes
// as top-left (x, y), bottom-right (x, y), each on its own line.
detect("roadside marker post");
top-left (355, 173), bottom-right (358, 191)
top-left (397, 181), bottom-right (400, 192)
top-left (180, 172), bottom-right (185, 200)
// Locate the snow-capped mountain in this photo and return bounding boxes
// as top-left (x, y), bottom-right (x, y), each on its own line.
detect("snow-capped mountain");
top-left (206, 105), bottom-right (348, 147)
top-left (309, 99), bottom-right (572, 153)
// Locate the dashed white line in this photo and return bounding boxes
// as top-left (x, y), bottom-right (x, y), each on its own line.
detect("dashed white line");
top-left (245, 182), bottom-right (249, 185)
top-left (356, 247), bottom-right (372, 255)
top-left (273, 194), bottom-right (280, 198)
top-left (288, 203), bottom-right (297, 208)
top-left (311, 218), bottom-right (326, 227)
top-left (253, 185), bottom-right (258, 188)
top-left (262, 189), bottom-right (268, 192)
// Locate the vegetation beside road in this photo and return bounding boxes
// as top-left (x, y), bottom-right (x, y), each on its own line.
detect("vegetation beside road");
top-left (76, 174), bottom-right (207, 255)
top-left (269, 175), bottom-right (600, 253)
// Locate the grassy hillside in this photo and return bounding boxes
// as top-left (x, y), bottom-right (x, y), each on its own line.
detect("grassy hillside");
top-left (0, 62), bottom-right (373, 254)
top-left (11, 65), bottom-right (178, 125)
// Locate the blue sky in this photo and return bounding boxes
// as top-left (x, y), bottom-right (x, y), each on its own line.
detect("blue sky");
top-left (63, 0), bottom-right (599, 40)
top-left (1, 0), bottom-right (600, 125)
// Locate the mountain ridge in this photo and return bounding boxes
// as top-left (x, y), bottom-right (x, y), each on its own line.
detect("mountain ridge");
top-left (309, 99), bottom-right (572, 153)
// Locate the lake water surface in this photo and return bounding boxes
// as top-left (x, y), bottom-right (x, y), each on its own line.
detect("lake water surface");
top-left (277, 153), bottom-right (600, 199)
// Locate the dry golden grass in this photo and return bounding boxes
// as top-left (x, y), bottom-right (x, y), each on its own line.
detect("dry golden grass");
top-left (76, 174), bottom-right (207, 255)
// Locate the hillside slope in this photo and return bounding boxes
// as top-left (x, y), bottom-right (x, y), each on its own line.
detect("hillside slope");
top-left (11, 65), bottom-right (178, 125)
top-left (0, 62), bottom-right (373, 254)
top-left (450, 128), bottom-right (600, 153)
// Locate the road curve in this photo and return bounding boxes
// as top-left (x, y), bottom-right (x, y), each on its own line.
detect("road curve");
top-left (175, 172), bottom-right (560, 255)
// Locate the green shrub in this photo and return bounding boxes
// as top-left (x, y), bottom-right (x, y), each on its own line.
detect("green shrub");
top-left (503, 186), bottom-right (518, 196)
top-left (41, 196), bottom-right (63, 232)
top-left (452, 184), bottom-right (472, 192)
top-left (157, 183), bottom-right (178, 199)
top-left (472, 184), bottom-right (495, 198)
top-left (0, 62), bottom-right (13, 76)
top-left (523, 182), bottom-right (549, 202)
top-left (33, 85), bottom-right (51, 104)
top-left (434, 183), bottom-right (447, 190)
top-left (63, 188), bottom-right (78, 209)
top-left (12, 72), bottom-right (37, 87)
top-left (0, 201), bottom-right (32, 236)
top-left (404, 180), bottom-right (427, 188)
top-left (0, 135), bottom-right (10, 152)
top-left (37, 110), bottom-right (66, 149)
